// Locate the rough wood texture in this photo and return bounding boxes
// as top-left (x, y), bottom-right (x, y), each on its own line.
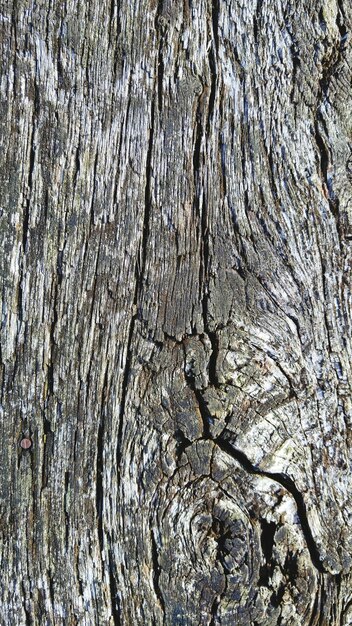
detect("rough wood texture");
top-left (1, 0), bottom-right (352, 624)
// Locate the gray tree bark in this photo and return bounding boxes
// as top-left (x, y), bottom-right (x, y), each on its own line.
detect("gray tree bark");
top-left (1, 0), bottom-right (352, 624)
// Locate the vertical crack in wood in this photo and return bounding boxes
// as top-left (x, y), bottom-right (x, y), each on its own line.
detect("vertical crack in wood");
top-left (23, 121), bottom-right (36, 253)
top-left (41, 417), bottom-right (54, 491)
top-left (17, 95), bottom-right (37, 333)
top-left (314, 114), bottom-right (339, 225)
top-left (108, 544), bottom-right (122, 626)
top-left (211, 0), bottom-right (219, 55)
top-left (155, 0), bottom-right (164, 116)
top-left (64, 470), bottom-right (70, 550)
top-left (116, 94), bottom-right (156, 481)
top-left (207, 0), bottom-right (218, 133)
top-left (140, 98), bottom-right (155, 287)
top-left (96, 391), bottom-right (106, 555)
top-left (150, 528), bottom-right (166, 620)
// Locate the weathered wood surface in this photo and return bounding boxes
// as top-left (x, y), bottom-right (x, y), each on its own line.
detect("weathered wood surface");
top-left (1, 0), bottom-right (352, 624)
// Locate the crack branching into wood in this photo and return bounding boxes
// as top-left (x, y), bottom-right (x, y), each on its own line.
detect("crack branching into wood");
top-left (214, 437), bottom-right (328, 574)
top-left (182, 342), bottom-right (329, 575)
top-left (182, 343), bottom-right (328, 574)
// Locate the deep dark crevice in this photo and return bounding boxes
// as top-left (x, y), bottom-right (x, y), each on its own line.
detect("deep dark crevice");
top-left (74, 141), bottom-right (80, 186)
top-left (96, 367), bottom-right (109, 548)
top-left (150, 530), bottom-right (166, 617)
top-left (48, 282), bottom-right (59, 395)
top-left (271, 583), bottom-right (285, 609)
top-left (320, 259), bottom-right (334, 355)
top-left (11, 3), bottom-right (18, 99)
top-left (207, 46), bottom-right (217, 133)
top-left (17, 281), bottom-right (24, 324)
top-left (219, 132), bottom-right (227, 197)
top-left (258, 519), bottom-right (276, 585)
top-left (64, 471), bottom-right (70, 550)
top-left (211, 0), bottom-right (219, 55)
top-left (193, 103), bottom-right (203, 219)
top-left (207, 329), bottom-right (219, 386)
top-left (201, 290), bottom-right (220, 390)
top-left (215, 437), bottom-right (328, 574)
top-left (89, 151), bottom-right (99, 229)
top-left (140, 97), bottom-right (155, 287)
top-left (336, 2), bottom-right (347, 49)
top-left (253, 14), bottom-right (258, 47)
top-left (209, 596), bottom-right (220, 626)
top-left (258, 563), bottom-right (272, 588)
top-left (41, 418), bottom-right (54, 490)
top-left (284, 550), bottom-right (299, 584)
top-left (157, 37), bottom-right (164, 115)
top-left (207, 0), bottom-right (218, 133)
top-left (57, 249), bottom-right (64, 285)
top-left (96, 407), bottom-right (105, 554)
top-left (174, 428), bottom-right (192, 462)
top-left (155, 0), bottom-right (164, 116)
top-left (267, 148), bottom-right (280, 202)
top-left (194, 98), bottom-right (207, 306)
top-left (23, 123), bottom-right (36, 252)
top-left (156, 0), bottom-right (164, 26)
top-left (314, 118), bottom-right (331, 191)
top-left (108, 546), bottom-right (122, 626)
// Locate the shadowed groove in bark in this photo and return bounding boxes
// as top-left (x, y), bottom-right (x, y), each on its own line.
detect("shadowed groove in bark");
top-left (150, 528), bottom-right (166, 620)
top-left (108, 545), bottom-right (122, 626)
top-left (116, 93), bottom-right (156, 480)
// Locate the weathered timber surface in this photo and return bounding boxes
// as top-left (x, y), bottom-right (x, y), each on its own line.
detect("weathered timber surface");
top-left (0, 0), bottom-right (352, 624)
